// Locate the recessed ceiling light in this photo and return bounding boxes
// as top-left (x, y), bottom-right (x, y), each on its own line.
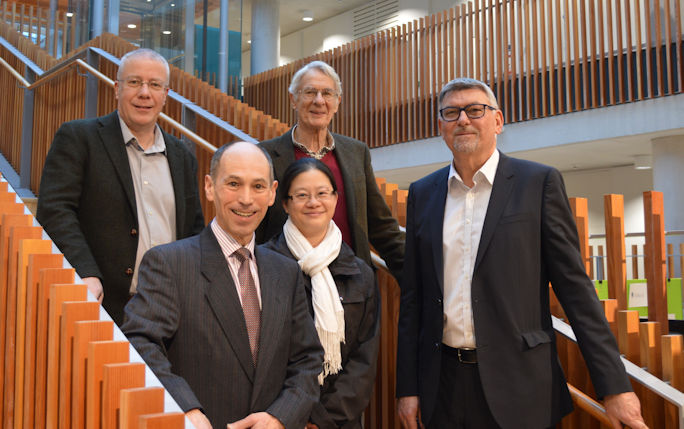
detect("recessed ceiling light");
top-left (127, 24), bottom-right (137, 29)
top-left (66, 12), bottom-right (73, 17)
top-left (247, 40), bottom-right (251, 44)
top-left (170, 3), bottom-right (175, 6)
top-left (634, 154), bottom-right (652, 170)
top-left (302, 10), bottom-right (313, 21)
top-left (162, 30), bottom-right (171, 35)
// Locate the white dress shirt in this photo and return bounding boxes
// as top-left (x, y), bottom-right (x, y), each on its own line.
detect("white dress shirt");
top-left (120, 115), bottom-right (176, 293)
top-left (442, 150), bottom-right (499, 348)
top-left (210, 219), bottom-right (263, 308)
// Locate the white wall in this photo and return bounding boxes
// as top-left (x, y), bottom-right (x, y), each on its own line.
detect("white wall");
top-left (562, 165), bottom-right (653, 279)
top-left (562, 165), bottom-right (652, 236)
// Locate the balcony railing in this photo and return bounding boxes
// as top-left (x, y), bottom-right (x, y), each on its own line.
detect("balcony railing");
top-left (245, 0), bottom-right (683, 149)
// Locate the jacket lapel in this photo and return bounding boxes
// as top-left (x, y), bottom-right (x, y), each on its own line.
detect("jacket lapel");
top-left (330, 136), bottom-right (360, 230)
top-left (270, 129), bottom-right (297, 177)
top-left (200, 228), bottom-right (256, 382)
top-left (474, 152), bottom-right (515, 271)
top-left (164, 133), bottom-right (185, 236)
top-left (429, 168), bottom-right (449, 293)
top-left (98, 111), bottom-right (137, 217)
top-left (251, 246), bottom-right (286, 405)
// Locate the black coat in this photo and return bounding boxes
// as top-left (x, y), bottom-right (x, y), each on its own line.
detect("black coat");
top-left (36, 111), bottom-right (205, 325)
top-left (264, 233), bottom-right (380, 429)
top-left (397, 153), bottom-right (632, 428)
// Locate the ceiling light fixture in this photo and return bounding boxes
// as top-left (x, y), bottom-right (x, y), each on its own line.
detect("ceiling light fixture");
top-left (302, 10), bottom-right (313, 22)
top-left (127, 24), bottom-right (137, 29)
top-left (247, 40), bottom-right (251, 44)
top-left (634, 154), bottom-right (652, 170)
top-left (162, 30), bottom-right (172, 35)
top-left (66, 12), bottom-right (73, 17)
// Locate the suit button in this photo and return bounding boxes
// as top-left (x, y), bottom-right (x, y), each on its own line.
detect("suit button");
top-left (125, 268), bottom-right (133, 275)
top-left (130, 228), bottom-right (138, 236)
top-left (437, 298), bottom-right (442, 304)
top-left (435, 343), bottom-right (440, 349)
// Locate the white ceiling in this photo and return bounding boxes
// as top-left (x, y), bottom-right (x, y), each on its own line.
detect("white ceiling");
top-left (240, 0), bottom-right (370, 50)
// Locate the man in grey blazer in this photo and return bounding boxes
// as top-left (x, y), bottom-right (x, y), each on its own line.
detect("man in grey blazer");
top-left (37, 49), bottom-right (204, 325)
top-left (257, 61), bottom-right (404, 281)
top-left (122, 142), bottom-right (323, 429)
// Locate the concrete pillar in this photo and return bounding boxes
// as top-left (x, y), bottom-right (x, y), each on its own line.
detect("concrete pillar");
top-left (107, 0), bottom-right (120, 35)
top-left (184, 0), bottom-right (195, 74)
top-left (651, 135), bottom-right (684, 277)
top-left (218, 0), bottom-right (229, 91)
top-left (250, 0), bottom-right (279, 75)
top-left (92, 0), bottom-right (104, 37)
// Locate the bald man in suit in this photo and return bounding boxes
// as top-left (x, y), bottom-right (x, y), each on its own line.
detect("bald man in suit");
top-left (123, 142), bottom-right (323, 429)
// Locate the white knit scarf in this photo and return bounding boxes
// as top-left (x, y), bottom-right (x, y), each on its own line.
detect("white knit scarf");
top-left (283, 217), bottom-right (345, 384)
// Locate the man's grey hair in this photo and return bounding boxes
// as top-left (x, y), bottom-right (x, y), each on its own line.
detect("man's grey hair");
top-left (288, 61), bottom-right (342, 96)
top-left (117, 48), bottom-right (170, 83)
top-left (210, 141), bottom-right (275, 183)
top-left (438, 77), bottom-right (499, 110)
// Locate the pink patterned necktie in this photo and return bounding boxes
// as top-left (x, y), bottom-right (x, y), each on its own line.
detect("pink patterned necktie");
top-left (233, 247), bottom-right (261, 365)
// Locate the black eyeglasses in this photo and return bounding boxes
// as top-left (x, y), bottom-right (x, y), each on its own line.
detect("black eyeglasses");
top-left (439, 103), bottom-right (497, 121)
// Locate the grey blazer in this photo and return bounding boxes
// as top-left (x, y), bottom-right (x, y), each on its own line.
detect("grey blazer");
top-left (258, 129), bottom-right (405, 281)
top-left (122, 227), bottom-right (324, 428)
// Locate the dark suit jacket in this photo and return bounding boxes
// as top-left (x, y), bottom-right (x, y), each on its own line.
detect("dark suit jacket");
top-left (257, 130), bottom-right (405, 281)
top-left (396, 152), bottom-right (632, 429)
top-left (121, 227), bottom-right (324, 429)
top-left (264, 234), bottom-right (380, 429)
top-left (36, 111), bottom-right (205, 325)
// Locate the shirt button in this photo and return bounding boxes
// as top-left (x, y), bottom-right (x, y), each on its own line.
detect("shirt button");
top-left (144, 180), bottom-right (149, 185)
top-left (130, 228), bottom-right (138, 236)
top-left (125, 268), bottom-right (134, 275)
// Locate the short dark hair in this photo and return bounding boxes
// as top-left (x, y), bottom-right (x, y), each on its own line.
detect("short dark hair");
top-left (279, 158), bottom-right (337, 202)
top-left (209, 141), bottom-right (275, 183)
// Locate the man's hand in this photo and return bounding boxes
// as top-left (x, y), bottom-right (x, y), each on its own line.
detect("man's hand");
top-left (227, 412), bottom-right (284, 429)
top-left (83, 277), bottom-right (104, 303)
top-left (305, 423), bottom-right (319, 429)
top-left (604, 392), bottom-right (648, 429)
top-left (398, 396), bottom-right (424, 429)
top-left (186, 408), bottom-right (212, 429)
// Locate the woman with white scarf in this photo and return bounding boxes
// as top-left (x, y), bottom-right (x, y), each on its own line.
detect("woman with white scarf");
top-left (264, 158), bottom-right (380, 429)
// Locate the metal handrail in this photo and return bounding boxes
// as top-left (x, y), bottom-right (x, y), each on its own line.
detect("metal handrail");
top-left (0, 55), bottom-right (29, 86)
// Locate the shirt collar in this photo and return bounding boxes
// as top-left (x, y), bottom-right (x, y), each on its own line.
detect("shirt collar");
top-left (448, 149), bottom-right (500, 188)
top-left (210, 218), bottom-right (256, 257)
top-left (118, 112), bottom-right (167, 154)
top-left (291, 124), bottom-right (335, 160)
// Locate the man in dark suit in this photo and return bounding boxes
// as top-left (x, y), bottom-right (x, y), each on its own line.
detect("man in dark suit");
top-left (396, 78), bottom-right (647, 429)
top-left (257, 61), bottom-right (404, 281)
top-left (36, 48), bottom-right (204, 325)
top-left (122, 142), bottom-right (323, 429)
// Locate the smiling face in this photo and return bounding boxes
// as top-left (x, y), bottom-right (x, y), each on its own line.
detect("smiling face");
top-left (115, 56), bottom-right (169, 134)
top-left (438, 88), bottom-right (503, 162)
top-left (283, 169), bottom-right (338, 246)
top-left (290, 69), bottom-right (340, 133)
top-left (205, 143), bottom-right (277, 246)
